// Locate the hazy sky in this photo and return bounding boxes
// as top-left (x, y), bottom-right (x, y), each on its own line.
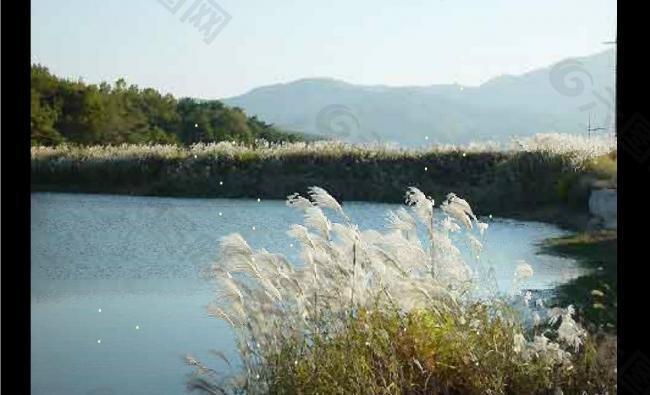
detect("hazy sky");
top-left (31, 0), bottom-right (616, 99)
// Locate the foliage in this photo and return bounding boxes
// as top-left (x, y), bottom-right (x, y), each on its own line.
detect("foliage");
top-left (30, 65), bottom-right (304, 146)
top-left (186, 187), bottom-right (616, 394)
top-left (584, 152), bottom-right (617, 184)
top-left (31, 136), bottom-right (616, 228)
top-left (540, 230), bottom-right (617, 331)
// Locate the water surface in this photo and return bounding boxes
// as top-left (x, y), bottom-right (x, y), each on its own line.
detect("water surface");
top-left (31, 193), bottom-right (585, 394)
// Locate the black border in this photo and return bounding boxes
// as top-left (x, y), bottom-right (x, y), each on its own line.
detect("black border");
top-left (617, 2), bottom-right (650, 393)
top-left (6, 0), bottom-right (650, 393)
top-left (1, 0), bottom-right (32, 392)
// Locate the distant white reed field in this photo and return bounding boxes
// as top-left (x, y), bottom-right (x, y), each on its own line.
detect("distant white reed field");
top-left (196, 186), bottom-right (593, 393)
top-left (31, 132), bottom-right (616, 166)
top-left (508, 133), bottom-right (616, 169)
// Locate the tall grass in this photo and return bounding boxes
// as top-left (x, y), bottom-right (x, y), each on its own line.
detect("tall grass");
top-left (187, 186), bottom-right (616, 394)
top-left (32, 133), bottom-right (615, 166)
top-left (31, 133), bottom-right (616, 228)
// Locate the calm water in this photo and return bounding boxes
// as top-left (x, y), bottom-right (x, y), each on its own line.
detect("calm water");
top-left (31, 193), bottom-right (585, 395)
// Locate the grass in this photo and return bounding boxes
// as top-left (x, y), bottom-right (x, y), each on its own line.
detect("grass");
top-left (584, 151), bottom-right (617, 185)
top-left (260, 305), bottom-right (615, 395)
top-left (539, 230), bottom-right (617, 331)
top-left (186, 186), bottom-right (617, 395)
top-left (32, 134), bottom-right (616, 230)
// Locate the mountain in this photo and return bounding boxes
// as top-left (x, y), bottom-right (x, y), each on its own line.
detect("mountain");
top-left (222, 49), bottom-right (615, 146)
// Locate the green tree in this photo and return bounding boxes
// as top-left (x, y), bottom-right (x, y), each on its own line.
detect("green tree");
top-left (30, 64), bottom-right (304, 146)
top-left (31, 89), bottom-right (64, 146)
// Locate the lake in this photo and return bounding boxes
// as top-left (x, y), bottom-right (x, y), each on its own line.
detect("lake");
top-left (31, 193), bottom-right (586, 395)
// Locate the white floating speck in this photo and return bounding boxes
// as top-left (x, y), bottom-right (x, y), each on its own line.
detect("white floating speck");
top-left (424, 166), bottom-right (428, 171)
top-left (194, 123), bottom-right (198, 128)
top-left (219, 181), bottom-right (223, 186)
top-left (489, 214), bottom-right (493, 219)
top-left (193, 155), bottom-right (197, 159)
top-left (135, 325), bottom-right (140, 330)
top-left (97, 339), bottom-right (102, 344)
top-left (252, 226), bottom-right (256, 231)
top-left (98, 308), bottom-right (102, 313)
top-left (257, 198), bottom-right (261, 202)
top-left (424, 136), bottom-right (429, 140)
top-left (218, 212), bottom-right (223, 216)
top-left (289, 243), bottom-right (294, 248)
top-left (462, 153), bottom-right (467, 157)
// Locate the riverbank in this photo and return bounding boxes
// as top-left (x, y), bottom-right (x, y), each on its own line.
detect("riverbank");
top-left (539, 230), bottom-right (617, 331)
top-left (31, 137), bottom-right (616, 231)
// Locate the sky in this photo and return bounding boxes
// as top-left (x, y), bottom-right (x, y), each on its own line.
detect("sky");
top-left (31, 0), bottom-right (616, 99)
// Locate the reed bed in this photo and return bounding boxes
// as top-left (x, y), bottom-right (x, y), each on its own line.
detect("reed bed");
top-left (31, 133), bottom-right (616, 228)
top-left (32, 133), bottom-right (615, 167)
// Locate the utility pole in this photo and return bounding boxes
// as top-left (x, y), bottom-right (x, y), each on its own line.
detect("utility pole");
top-left (603, 38), bottom-right (617, 138)
top-left (587, 112), bottom-right (606, 139)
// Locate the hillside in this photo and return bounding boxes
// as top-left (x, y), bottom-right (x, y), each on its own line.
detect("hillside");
top-left (223, 49), bottom-right (615, 146)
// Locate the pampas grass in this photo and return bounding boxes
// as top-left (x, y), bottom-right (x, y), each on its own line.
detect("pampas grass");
top-left (31, 133), bottom-right (615, 168)
top-left (31, 134), bottom-right (617, 229)
top-left (188, 187), bottom-right (616, 394)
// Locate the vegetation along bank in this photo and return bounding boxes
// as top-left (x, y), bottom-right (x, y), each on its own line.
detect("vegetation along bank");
top-left (32, 137), bottom-right (616, 230)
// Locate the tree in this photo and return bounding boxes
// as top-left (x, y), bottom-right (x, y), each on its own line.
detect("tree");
top-left (31, 89), bottom-right (64, 146)
top-left (30, 64), bottom-right (304, 146)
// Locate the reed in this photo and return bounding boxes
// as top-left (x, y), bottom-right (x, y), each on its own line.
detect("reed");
top-left (32, 133), bottom-right (616, 229)
top-left (187, 186), bottom-right (616, 394)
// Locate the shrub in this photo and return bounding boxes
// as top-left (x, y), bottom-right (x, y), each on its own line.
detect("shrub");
top-left (584, 152), bottom-right (617, 184)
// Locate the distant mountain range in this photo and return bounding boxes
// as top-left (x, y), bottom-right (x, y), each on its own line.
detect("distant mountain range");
top-left (222, 49), bottom-right (615, 146)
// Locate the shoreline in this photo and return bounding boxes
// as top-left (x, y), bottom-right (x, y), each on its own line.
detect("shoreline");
top-left (30, 185), bottom-right (592, 232)
top-left (32, 148), bottom-right (608, 232)
top-left (537, 230), bottom-right (617, 331)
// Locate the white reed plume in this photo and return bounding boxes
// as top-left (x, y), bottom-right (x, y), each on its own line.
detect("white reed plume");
top-left (303, 207), bottom-right (332, 240)
top-left (557, 305), bottom-right (587, 352)
top-left (510, 260), bottom-right (535, 296)
top-left (441, 192), bottom-right (476, 230)
top-left (513, 333), bottom-right (526, 354)
top-left (467, 234), bottom-right (484, 255)
top-left (207, 304), bottom-right (237, 327)
top-left (514, 260), bottom-right (534, 282)
top-left (286, 224), bottom-right (314, 248)
top-left (286, 193), bottom-right (313, 209)
top-left (547, 307), bottom-right (565, 326)
top-left (386, 208), bottom-right (417, 236)
top-left (404, 187), bottom-right (434, 226)
top-left (477, 222), bottom-right (489, 236)
top-left (307, 186), bottom-right (347, 220)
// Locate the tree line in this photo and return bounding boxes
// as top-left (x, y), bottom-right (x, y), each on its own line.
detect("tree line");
top-left (31, 65), bottom-right (305, 146)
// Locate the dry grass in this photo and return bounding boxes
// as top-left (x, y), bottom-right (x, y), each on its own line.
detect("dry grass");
top-left (32, 133), bottom-right (615, 167)
top-left (186, 186), bottom-right (616, 394)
